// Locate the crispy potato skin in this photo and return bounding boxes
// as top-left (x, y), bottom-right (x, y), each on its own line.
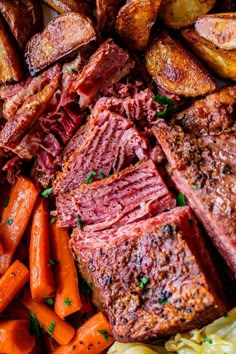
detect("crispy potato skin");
top-left (181, 28), bottom-right (236, 81)
top-left (97, 0), bottom-right (123, 33)
top-left (0, 16), bottom-right (24, 84)
top-left (195, 13), bottom-right (236, 50)
top-left (159, 0), bottom-right (216, 28)
top-left (42, 0), bottom-right (91, 16)
top-left (25, 12), bottom-right (96, 75)
top-left (0, 0), bottom-right (43, 49)
top-left (116, 0), bottom-right (162, 51)
top-left (145, 31), bottom-right (216, 97)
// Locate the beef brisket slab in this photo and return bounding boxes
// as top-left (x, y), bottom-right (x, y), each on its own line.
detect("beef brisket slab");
top-left (153, 121), bottom-right (236, 273)
top-left (56, 159), bottom-right (176, 229)
top-left (71, 206), bottom-right (226, 341)
top-left (53, 109), bottom-right (148, 194)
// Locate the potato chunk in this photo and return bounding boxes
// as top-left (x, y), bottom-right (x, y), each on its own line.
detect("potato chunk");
top-left (42, 0), bottom-right (91, 16)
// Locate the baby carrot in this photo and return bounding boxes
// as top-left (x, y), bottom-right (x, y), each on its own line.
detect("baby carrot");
top-left (30, 198), bottom-right (55, 301)
top-left (50, 224), bottom-right (81, 319)
top-left (21, 289), bottom-right (75, 346)
top-left (0, 176), bottom-right (38, 274)
top-left (0, 259), bottom-right (29, 313)
top-left (0, 319), bottom-right (35, 354)
top-left (53, 312), bottom-right (114, 354)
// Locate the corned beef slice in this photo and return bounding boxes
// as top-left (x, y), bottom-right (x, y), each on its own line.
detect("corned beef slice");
top-left (56, 159), bottom-right (176, 229)
top-left (53, 109), bottom-right (148, 194)
top-left (72, 39), bottom-right (135, 108)
top-left (153, 121), bottom-right (236, 273)
top-left (71, 206), bottom-right (225, 341)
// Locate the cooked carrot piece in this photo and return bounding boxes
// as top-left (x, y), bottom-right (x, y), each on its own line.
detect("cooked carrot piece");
top-left (50, 224), bottom-right (81, 319)
top-left (21, 289), bottom-right (75, 345)
top-left (30, 198), bottom-right (55, 301)
top-left (0, 259), bottom-right (29, 313)
top-left (0, 176), bottom-right (38, 274)
top-left (53, 312), bottom-right (114, 354)
top-left (0, 319), bottom-right (35, 354)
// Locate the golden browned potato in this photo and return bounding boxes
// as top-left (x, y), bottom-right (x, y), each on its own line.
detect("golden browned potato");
top-left (116, 0), bottom-right (162, 51)
top-left (42, 0), bottom-right (91, 16)
top-left (145, 31), bottom-right (216, 97)
top-left (25, 12), bottom-right (96, 75)
top-left (0, 0), bottom-right (43, 49)
top-left (0, 17), bottom-right (24, 83)
top-left (195, 13), bottom-right (236, 50)
top-left (159, 0), bottom-right (216, 28)
top-left (181, 28), bottom-right (236, 81)
top-left (97, 0), bottom-right (123, 33)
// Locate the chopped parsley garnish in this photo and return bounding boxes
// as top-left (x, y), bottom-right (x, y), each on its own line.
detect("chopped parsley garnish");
top-left (81, 312), bottom-right (90, 321)
top-left (154, 94), bottom-right (174, 106)
top-left (192, 185), bottom-right (198, 189)
top-left (64, 297), bottom-right (72, 306)
top-left (29, 312), bottom-right (40, 337)
top-left (223, 313), bottom-right (229, 318)
top-left (177, 193), bottom-right (186, 206)
top-left (4, 196), bottom-right (9, 208)
top-left (139, 277), bottom-right (149, 289)
top-left (85, 170), bottom-right (96, 184)
top-left (83, 107), bottom-right (91, 116)
top-left (6, 218), bottom-right (13, 225)
top-left (157, 105), bottom-right (169, 118)
top-left (49, 259), bottom-right (60, 266)
top-left (98, 329), bottom-right (113, 342)
top-left (98, 93), bottom-right (103, 99)
top-left (50, 217), bottom-right (56, 224)
top-left (46, 321), bottom-right (56, 335)
top-left (202, 337), bottom-right (212, 344)
top-left (77, 215), bottom-right (83, 229)
top-left (159, 299), bottom-right (170, 305)
top-left (41, 188), bottom-right (53, 198)
top-left (99, 172), bottom-right (105, 179)
top-left (70, 68), bottom-right (75, 73)
top-left (44, 298), bottom-right (54, 306)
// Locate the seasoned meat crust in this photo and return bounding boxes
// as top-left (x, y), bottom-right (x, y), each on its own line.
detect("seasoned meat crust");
top-left (72, 207), bottom-right (225, 341)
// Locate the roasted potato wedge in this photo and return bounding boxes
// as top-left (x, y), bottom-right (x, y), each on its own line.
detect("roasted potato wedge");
top-left (116, 0), bottom-right (162, 51)
top-left (0, 16), bottom-right (24, 84)
top-left (159, 0), bottom-right (216, 28)
top-left (0, 0), bottom-right (43, 49)
top-left (42, 0), bottom-right (91, 16)
top-left (181, 28), bottom-right (236, 81)
top-left (145, 31), bottom-right (216, 97)
top-left (97, 0), bottom-right (123, 33)
top-left (25, 12), bottom-right (96, 75)
top-left (195, 13), bottom-right (236, 50)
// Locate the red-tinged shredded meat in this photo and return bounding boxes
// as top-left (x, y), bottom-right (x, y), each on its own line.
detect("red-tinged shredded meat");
top-left (56, 159), bottom-right (176, 229)
top-left (153, 120), bottom-right (236, 274)
top-left (72, 39), bottom-right (135, 108)
top-left (53, 109), bottom-right (148, 194)
top-left (71, 206), bottom-right (226, 341)
top-left (172, 86), bottom-right (236, 136)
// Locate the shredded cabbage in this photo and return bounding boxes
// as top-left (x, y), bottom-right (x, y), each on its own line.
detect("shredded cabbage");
top-left (108, 308), bottom-right (236, 354)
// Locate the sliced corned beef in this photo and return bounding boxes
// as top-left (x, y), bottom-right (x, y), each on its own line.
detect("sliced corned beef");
top-left (56, 159), bottom-right (176, 229)
top-left (71, 206), bottom-right (225, 341)
top-left (153, 121), bottom-right (236, 273)
top-left (53, 109), bottom-right (148, 194)
top-left (72, 39), bottom-right (135, 108)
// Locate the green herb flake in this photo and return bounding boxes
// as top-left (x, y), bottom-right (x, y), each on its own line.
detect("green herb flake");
top-left (6, 218), bottom-right (13, 225)
top-left (41, 188), bottom-right (53, 198)
top-left (139, 277), bottom-right (149, 289)
top-left (98, 329), bottom-right (113, 342)
top-left (70, 68), bottom-right (75, 73)
top-left (83, 108), bottom-right (91, 116)
top-left (44, 298), bottom-right (54, 306)
top-left (202, 337), bottom-right (212, 344)
top-left (85, 170), bottom-right (96, 184)
top-left (177, 193), bottom-right (186, 206)
top-left (29, 312), bottom-right (40, 337)
top-left (46, 321), bottom-right (56, 335)
top-left (81, 312), bottom-right (90, 321)
top-left (98, 93), bottom-right (102, 99)
top-left (64, 297), bottom-right (72, 306)
top-left (49, 259), bottom-right (60, 266)
top-left (4, 196), bottom-right (9, 208)
top-left (99, 172), bottom-right (105, 179)
top-left (159, 299), bottom-right (170, 305)
top-left (157, 105), bottom-right (169, 118)
top-left (192, 185), bottom-right (198, 189)
top-left (77, 215), bottom-right (83, 229)
top-left (223, 313), bottom-right (229, 318)
top-left (154, 94), bottom-right (174, 106)
top-left (80, 279), bottom-right (92, 301)
top-left (50, 217), bottom-right (56, 224)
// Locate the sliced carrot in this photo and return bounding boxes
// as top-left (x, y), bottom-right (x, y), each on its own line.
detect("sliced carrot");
top-left (50, 224), bottom-right (81, 319)
top-left (21, 289), bottom-right (75, 346)
top-left (0, 259), bottom-right (29, 313)
top-left (53, 312), bottom-right (114, 354)
top-left (0, 176), bottom-right (38, 274)
top-left (0, 319), bottom-right (35, 354)
top-left (30, 198), bottom-right (55, 301)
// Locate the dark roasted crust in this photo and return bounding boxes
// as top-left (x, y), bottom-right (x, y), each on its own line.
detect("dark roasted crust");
top-left (42, 0), bottom-right (92, 16)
